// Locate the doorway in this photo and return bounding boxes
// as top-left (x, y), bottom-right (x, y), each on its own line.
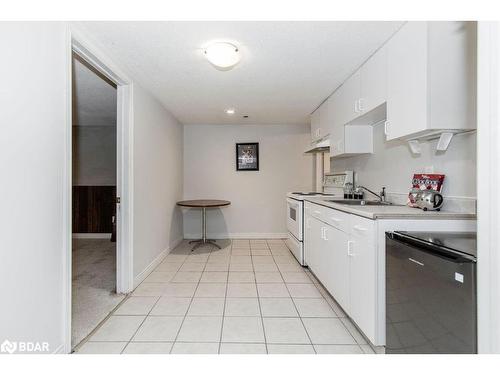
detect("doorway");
top-left (71, 52), bottom-right (123, 347)
top-left (65, 33), bottom-right (134, 352)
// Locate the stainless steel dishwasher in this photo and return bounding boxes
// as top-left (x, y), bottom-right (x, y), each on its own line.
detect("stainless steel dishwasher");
top-left (385, 231), bottom-right (477, 354)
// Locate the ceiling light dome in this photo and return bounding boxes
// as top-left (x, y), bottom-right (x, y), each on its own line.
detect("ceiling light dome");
top-left (204, 42), bottom-right (241, 71)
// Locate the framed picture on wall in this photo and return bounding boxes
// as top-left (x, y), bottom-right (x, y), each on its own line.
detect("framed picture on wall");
top-left (236, 143), bottom-right (259, 171)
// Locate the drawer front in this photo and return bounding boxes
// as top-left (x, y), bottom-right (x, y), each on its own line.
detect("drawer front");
top-left (349, 215), bottom-right (375, 238)
top-left (305, 202), bottom-right (325, 222)
top-left (323, 208), bottom-right (351, 233)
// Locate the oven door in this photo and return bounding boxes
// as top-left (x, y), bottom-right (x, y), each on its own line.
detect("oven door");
top-left (286, 198), bottom-right (303, 241)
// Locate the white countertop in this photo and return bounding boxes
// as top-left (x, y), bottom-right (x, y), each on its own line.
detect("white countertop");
top-left (304, 197), bottom-right (476, 220)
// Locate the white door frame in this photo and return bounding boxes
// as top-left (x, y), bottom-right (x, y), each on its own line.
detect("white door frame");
top-left (62, 25), bottom-right (134, 353)
top-left (477, 21), bottom-right (500, 354)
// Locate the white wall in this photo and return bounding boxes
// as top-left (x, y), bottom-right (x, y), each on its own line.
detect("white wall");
top-left (133, 85), bottom-right (184, 277)
top-left (183, 124), bottom-right (313, 238)
top-left (0, 22), bottom-right (68, 353)
top-left (330, 122), bottom-right (476, 208)
top-left (72, 126), bottom-right (116, 186)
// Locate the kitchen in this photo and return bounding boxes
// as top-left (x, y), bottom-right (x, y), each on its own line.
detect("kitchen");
top-left (1, 8), bottom-right (499, 367)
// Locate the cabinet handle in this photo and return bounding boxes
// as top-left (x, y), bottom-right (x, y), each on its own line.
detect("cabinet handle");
top-left (313, 210), bottom-right (321, 215)
top-left (358, 98), bottom-right (364, 112)
top-left (354, 99), bottom-right (359, 113)
top-left (323, 227), bottom-right (329, 241)
top-left (347, 240), bottom-right (354, 257)
top-left (320, 227), bottom-right (325, 240)
top-left (384, 121), bottom-right (389, 136)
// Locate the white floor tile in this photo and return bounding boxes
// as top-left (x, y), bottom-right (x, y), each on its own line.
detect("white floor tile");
top-left (257, 283), bottom-right (290, 297)
top-left (228, 271), bottom-right (255, 283)
top-left (226, 283), bottom-right (258, 298)
top-left (171, 272), bottom-right (202, 283)
top-left (273, 255), bottom-right (296, 264)
top-left (132, 316), bottom-right (183, 341)
top-left (219, 343), bottom-right (267, 354)
top-left (232, 249), bottom-right (251, 256)
top-left (171, 342), bottom-right (219, 354)
top-left (188, 298), bottom-right (225, 316)
top-left (224, 298), bottom-right (261, 316)
top-left (229, 263), bottom-right (254, 272)
top-left (302, 318), bottom-right (356, 345)
top-left (114, 297), bottom-right (158, 316)
top-left (251, 249), bottom-right (271, 256)
top-left (122, 342), bottom-right (173, 354)
top-left (263, 318), bottom-right (310, 344)
top-left (230, 255), bottom-right (252, 264)
top-left (267, 344), bottom-right (315, 354)
top-left (155, 262), bottom-right (182, 272)
top-left (132, 282), bottom-right (166, 297)
top-left (179, 262), bottom-right (206, 272)
top-left (314, 344), bottom-right (363, 354)
top-left (149, 297), bottom-right (191, 316)
top-left (277, 263), bottom-right (303, 272)
top-left (144, 271), bottom-right (176, 283)
top-left (255, 272), bottom-right (283, 283)
top-left (77, 341), bottom-right (127, 354)
top-left (282, 272), bottom-right (312, 284)
top-left (252, 256), bottom-right (275, 264)
top-left (222, 317), bottom-right (265, 343)
top-left (293, 298), bottom-right (337, 318)
top-left (287, 284), bottom-right (322, 298)
top-left (204, 263), bottom-right (230, 272)
top-left (185, 254), bottom-right (210, 263)
top-left (260, 298), bottom-right (298, 317)
top-left (163, 254), bottom-right (188, 263)
top-left (90, 316), bottom-right (145, 342)
top-left (200, 271), bottom-right (228, 283)
top-left (177, 316), bottom-right (223, 342)
top-left (253, 263), bottom-right (279, 272)
top-left (194, 283), bottom-right (227, 297)
top-left (162, 283), bottom-right (198, 297)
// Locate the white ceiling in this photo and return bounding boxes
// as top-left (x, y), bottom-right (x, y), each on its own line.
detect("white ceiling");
top-left (72, 55), bottom-right (117, 126)
top-left (77, 21), bottom-right (403, 125)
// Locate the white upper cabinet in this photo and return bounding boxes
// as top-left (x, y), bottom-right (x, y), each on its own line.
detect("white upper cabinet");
top-left (386, 21), bottom-right (477, 141)
top-left (335, 70), bottom-right (361, 127)
top-left (310, 101), bottom-right (330, 142)
top-left (360, 45), bottom-right (387, 114)
top-left (310, 108), bottom-right (321, 142)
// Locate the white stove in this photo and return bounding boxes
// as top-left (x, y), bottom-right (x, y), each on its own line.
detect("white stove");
top-left (285, 171), bottom-right (354, 266)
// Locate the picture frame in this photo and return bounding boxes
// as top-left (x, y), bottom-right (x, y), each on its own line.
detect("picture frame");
top-left (236, 142), bottom-right (259, 171)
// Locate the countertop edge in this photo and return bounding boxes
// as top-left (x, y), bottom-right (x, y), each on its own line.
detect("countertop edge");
top-left (303, 198), bottom-right (477, 220)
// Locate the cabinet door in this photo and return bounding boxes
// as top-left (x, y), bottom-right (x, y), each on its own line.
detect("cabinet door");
top-left (386, 22), bottom-right (428, 140)
top-left (322, 225), bottom-right (350, 312)
top-left (318, 100), bottom-right (330, 139)
top-left (310, 109), bottom-right (321, 142)
top-left (304, 215), bottom-right (321, 276)
top-left (328, 90), bottom-right (344, 156)
top-left (349, 221), bottom-right (376, 343)
top-left (336, 71), bottom-right (362, 127)
top-left (360, 45), bottom-right (387, 114)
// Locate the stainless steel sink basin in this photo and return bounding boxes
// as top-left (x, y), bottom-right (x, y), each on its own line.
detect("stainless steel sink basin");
top-left (327, 199), bottom-right (396, 206)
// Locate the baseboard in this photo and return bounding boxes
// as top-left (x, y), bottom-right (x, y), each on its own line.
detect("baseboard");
top-left (72, 233), bottom-right (112, 239)
top-left (183, 233), bottom-right (288, 240)
top-left (133, 236), bottom-right (183, 289)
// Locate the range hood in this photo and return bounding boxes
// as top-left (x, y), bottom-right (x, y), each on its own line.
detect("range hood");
top-left (304, 138), bottom-right (330, 154)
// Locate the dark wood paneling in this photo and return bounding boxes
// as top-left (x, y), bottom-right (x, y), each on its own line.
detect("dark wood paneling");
top-left (72, 186), bottom-right (116, 233)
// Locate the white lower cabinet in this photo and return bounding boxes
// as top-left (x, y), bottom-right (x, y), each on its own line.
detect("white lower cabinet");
top-left (304, 202), bottom-right (376, 344)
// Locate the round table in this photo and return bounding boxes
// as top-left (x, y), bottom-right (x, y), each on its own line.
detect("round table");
top-left (177, 199), bottom-right (231, 250)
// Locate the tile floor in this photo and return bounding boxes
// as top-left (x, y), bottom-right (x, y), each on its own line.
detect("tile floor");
top-left (76, 239), bottom-right (375, 354)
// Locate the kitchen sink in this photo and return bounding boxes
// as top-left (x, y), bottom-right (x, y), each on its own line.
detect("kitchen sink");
top-left (327, 199), bottom-right (397, 206)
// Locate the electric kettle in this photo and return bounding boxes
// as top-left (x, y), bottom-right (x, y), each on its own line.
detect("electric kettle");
top-left (415, 189), bottom-right (444, 211)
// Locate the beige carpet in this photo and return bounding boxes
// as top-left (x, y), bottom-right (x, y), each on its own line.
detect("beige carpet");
top-left (72, 238), bottom-right (125, 348)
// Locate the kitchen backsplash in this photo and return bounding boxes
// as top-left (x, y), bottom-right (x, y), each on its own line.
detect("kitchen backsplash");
top-left (330, 122), bottom-right (477, 213)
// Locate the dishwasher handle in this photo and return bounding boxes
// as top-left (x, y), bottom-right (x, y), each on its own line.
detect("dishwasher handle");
top-left (385, 232), bottom-right (476, 263)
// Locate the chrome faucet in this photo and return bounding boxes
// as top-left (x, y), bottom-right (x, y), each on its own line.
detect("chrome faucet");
top-left (357, 186), bottom-right (386, 202)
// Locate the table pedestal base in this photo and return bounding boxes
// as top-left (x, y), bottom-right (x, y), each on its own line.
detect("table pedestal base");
top-left (189, 207), bottom-right (221, 251)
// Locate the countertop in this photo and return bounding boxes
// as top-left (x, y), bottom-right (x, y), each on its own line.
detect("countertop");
top-left (304, 198), bottom-right (477, 220)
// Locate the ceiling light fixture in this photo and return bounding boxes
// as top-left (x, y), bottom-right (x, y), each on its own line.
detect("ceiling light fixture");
top-left (225, 108), bottom-right (236, 115)
top-left (204, 42), bottom-right (241, 71)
